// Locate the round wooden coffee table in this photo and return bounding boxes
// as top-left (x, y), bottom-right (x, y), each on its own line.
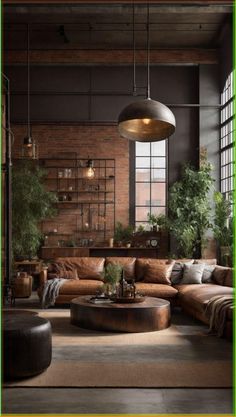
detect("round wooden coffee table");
top-left (70, 296), bottom-right (170, 333)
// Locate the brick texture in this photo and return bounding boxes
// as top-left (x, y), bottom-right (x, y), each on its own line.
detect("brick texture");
top-left (12, 124), bottom-right (130, 246)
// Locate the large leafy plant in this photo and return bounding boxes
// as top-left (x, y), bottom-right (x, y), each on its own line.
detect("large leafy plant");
top-left (213, 191), bottom-right (232, 247)
top-left (168, 158), bottom-right (214, 258)
top-left (12, 160), bottom-right (57, 259)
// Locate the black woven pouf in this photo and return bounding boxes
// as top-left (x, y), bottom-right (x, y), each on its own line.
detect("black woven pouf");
top-left (3, 311), bottom-right (52, 380)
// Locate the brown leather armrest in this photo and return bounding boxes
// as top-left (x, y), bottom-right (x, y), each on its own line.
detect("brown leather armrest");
top-left (39, 269), bottom-right (48, 287)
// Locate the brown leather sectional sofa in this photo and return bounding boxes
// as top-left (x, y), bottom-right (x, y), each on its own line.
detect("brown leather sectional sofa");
top-left (39, 256), bottom-right (233, 337)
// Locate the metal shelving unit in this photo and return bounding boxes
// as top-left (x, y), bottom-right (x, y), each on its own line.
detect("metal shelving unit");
top-left (40, 156), bottom-right (115, 247)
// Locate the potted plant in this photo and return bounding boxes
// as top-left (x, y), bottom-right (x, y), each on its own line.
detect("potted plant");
top-left (12, 160), bottom-right (57, 260)
top-left (147, 213), bottom-right (169, 232)
top-left (213, 191), bottom-right (232, 265)
top-left (102, 263), bottom-right (123, 296)
top-left (114, 222), bottom-right (134, 246)
top-left (168, 156), bottom-right (214, 258)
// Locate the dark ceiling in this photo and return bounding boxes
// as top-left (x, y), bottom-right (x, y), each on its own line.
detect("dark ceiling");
top-left (4, 3), bottom-right (232, 50)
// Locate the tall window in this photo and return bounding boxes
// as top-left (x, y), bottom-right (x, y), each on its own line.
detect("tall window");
top-left (220, 71), bottom-right (234, 203)
top-left (135, 141), bottom-right (167, 229)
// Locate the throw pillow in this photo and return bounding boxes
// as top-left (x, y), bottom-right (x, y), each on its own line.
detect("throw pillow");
top-left (143, 262), bottom-right (174, 285)
top-left (170, 261), bottom-right (194, 285)
top-left (181, 263), bottom-right (205, 284)
top-left (212, 265), bottom-right (230, 286)
top-left (201, 265), bottom-right (215, 283)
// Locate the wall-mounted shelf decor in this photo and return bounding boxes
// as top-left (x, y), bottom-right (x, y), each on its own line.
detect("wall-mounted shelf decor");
top-left (40, 155), bottom-right (115, 248)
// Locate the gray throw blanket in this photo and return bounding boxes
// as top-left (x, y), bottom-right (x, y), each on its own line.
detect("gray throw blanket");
top-left (41, 278), bottom-right (67, 309)
top-left (205, 295), bottom-right (234, 337)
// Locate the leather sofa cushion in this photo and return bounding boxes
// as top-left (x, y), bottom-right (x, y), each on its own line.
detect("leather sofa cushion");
top-left (50, 257), bottom-right (105, 280)
top-left (135, 282), bottom-right (178, 299)
top-left (143, 262), bottom-right (175, 285)
top-left (135, 258), bottom-right (172, 281)
top-left (175, 283), bottom-right (233, 314)
top-left (58, 279), bottom-right (104, 295)
top-left (212, 265), bottom-right (231, 286)
top-left (106, 257), bottom-right (136, 280)
top-left (224, 269), bottom-right (233, 287)
top-left (48, 269), bottom-right (79, 280)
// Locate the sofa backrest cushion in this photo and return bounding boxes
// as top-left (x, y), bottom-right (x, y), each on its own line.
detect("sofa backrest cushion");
top-left (105, 257), bottom-right (136, 280)
top-left (135, 258), bottom-right (172, 281)
top-left (143, 262), bottom-right (175, 285)
top-left (49, 257), bottom-right (105, 280)
top-left (48, 268), bottom-right (79, 280)
top-left (213, 265), bottom-right (231, 286)
top-left (194, 259), bottom-right (217, 265)
top-left (224, 269), bottom-right (233, 287)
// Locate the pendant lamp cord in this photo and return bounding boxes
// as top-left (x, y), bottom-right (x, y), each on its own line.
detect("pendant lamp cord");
top-left (27, 23), bottom-right (31, 137)
top-left (132, 2), bottom-right (137, 96)
top-left (146, 3), bottom-right (150, 100)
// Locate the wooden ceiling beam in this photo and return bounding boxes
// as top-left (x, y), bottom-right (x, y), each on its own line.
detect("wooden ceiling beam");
top-left (5, 48), bottom-right (218, 64)
top-left (2, 0), bottom-right (233, 4)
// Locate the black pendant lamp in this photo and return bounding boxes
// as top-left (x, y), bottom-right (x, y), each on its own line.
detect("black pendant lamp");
top-left (22, 24), bottom-right (38, 159)
top-left (118, 5), bottom-right (176, 142)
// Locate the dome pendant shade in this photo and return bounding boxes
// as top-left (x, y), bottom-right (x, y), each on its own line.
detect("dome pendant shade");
top-left (118, 99), bottom-right (176, 142)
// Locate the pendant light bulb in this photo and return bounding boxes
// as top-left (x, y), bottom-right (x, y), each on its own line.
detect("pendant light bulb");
top-left (86, 159), bottom-right (95, 179)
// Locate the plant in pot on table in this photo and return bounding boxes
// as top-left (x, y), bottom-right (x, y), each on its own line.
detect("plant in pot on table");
top-left (114, 222), bottom-right (134, 247)
top-left (147, 213), bottom-right (169, 232)
top-left (101, 263), bottom-right (123, 297)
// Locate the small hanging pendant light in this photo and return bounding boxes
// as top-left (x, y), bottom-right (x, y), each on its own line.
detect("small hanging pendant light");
top-left (84, 159), bottom-right (95, 179)
top-left (22, 24), bottom-right (38, 159)
top-left (118, 4), bottom-right (176, 142)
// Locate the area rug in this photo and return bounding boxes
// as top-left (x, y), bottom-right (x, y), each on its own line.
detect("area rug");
top-left (5, 310), bottom-right (232, 388)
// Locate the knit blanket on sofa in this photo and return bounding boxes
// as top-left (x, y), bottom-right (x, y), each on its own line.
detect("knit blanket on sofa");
top-left (41, 278), bottom-right (67, 309)
top-left (205, 295), bottom-right (234, 337)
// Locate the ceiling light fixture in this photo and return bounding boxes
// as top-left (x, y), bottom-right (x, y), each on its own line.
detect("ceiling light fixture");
top-left (22, 24), bottom-right (38, 159)
top-left (118, 4), bottom-right (176, 142)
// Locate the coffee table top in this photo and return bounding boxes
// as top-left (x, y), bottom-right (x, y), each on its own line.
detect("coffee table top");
top-left (71, 296), bottom-right (170, 310)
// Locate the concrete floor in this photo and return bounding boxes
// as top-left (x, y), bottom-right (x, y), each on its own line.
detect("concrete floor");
top-left (2, 293), bottom-right (233, 415)
top-left (2, 387), bottom-right (233, 414)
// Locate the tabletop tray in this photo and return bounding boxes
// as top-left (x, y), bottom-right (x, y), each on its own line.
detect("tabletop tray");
top-left (111, 296), bottom-right (146, 304)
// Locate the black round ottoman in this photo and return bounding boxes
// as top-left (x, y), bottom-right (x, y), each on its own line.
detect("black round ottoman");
top-left (3, 311), bottom-right (52, 380)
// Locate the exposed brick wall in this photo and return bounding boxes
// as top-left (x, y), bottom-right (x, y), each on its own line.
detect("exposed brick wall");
top-left (12, 124), bottom-right (130, 245)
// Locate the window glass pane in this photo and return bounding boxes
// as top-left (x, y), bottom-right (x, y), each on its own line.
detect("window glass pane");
top-left (136, 168), bottom-right (150, 182)
top-left (151, 141), bottom-right (166, 156)
top-left (150, 206), bottom-right (165, 216)
top-left (136, 183), bottom-right (150, 206)
top-left (136, 142), bottom-right (150, 156)
top-left (136, 157), bottom-right (150, 168)
top-left (136, 207), bottom-right (150, 222)
top-left (151, 169), bottom-right (166, 182)
top-left (151, 157), bottom-right (166, 168)
top-left (151, 183), bottom-right (166, 206)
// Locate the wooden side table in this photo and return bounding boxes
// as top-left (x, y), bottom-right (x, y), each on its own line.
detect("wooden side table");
top-left (11, 275), bottom-right (33, 305)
